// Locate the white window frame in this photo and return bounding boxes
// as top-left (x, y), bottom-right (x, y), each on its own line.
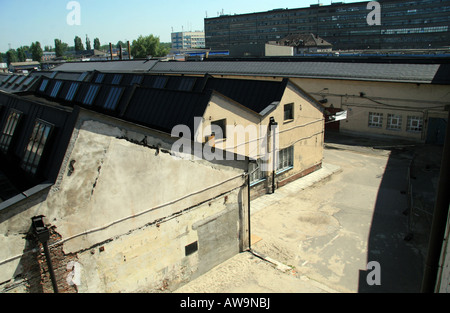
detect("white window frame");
top-left (368, 112), bottom-right (383, 128)
top-left (406, 116), bottom-right (423, 133)
top-left (277, 146), bottom-right (294, 173)
top-left (387, 113), bottom-right (402, 131)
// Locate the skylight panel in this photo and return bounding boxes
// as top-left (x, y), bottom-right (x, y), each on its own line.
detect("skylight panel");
top-left (66, 82), bottom-right (79, 101)
top-left (50, 81), bottom-right (63, 98)
top-left (103, 87), bottom-right (123, 110)
top-left (111, 74), bottom-right (123, 85)
top-left (130, 75), bottom-right (143, 85)
top-left (83, 85), bottom-right (100, 105)
top-left (39, 79), bottom-right (49, 92)
top-left (95, 73), bottom-right (105, 83)
top-left (77, 72), bottom-right (89, 81)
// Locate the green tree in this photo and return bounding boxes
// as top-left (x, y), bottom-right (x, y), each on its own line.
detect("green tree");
top-left (116, 40), bottom-right (125, 49)
top-left (6, 49), bottom-right (18, 65)
top-left (131, 34), bottom-right (169, 58)
top-left (74, 36), bottom-right (84, 51)
top-left (17, 47), bottom-right (27, 62)
top-left (54, 39), bottom-right (68, 57)
top-left (30, 42), bottom-right (43, 62)
top-left (94, 38), bottom-right (101, 50)
top-left (86, 35), bottom-right (91, 50)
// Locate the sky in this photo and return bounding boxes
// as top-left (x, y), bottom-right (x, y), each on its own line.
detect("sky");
top-left (0, 0), bottom-right (368, 53)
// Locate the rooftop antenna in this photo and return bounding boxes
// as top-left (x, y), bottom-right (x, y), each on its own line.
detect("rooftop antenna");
top-left (206, 11), bottom-right (208, 18)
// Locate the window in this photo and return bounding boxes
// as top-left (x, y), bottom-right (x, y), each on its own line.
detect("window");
top-left (83, 85), bottom-right (100, 105)
top-left (178, 78), bottom-right (196, 91)
top-left (95, 73), bottom-right (105, 83)
top-left (103, 87), bottom-right (123, 110)
top-left (284, 103), bottom-right (294, 121)
top-left (407, 116), bottom-right (423, 132)
top-left (130, 75), bottom-right (143, 85)
top-left (0, 110), bottom-right (22, 153)
top-left (111, 74), bottom-right (123, 85)
top-left (77, 72), bottom-right (89, 81)
top-left (66, 82), bottom-right (79, 101)
top-left (387, 114), bottom-right (402, 131)
top-left (39, 79), bottom-right (49, 92)
top-left (21, 120), bottom-right (53, 175)
top-left (50, 81), bottom-right (63, 98)
top-left (368, 112), bottom-right (383, 128)
top-left (277, 146), bottom-right (294, 172)
top-left (153, 76), bottom-right (168, 89)
top-left (249, 159), bottom-right (267, 184)
top-left (210, 119), bottom-right (227, 139)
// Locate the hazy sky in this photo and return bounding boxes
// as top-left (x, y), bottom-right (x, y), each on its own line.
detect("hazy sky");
top-left (0, 0), bottom-right (368, 52)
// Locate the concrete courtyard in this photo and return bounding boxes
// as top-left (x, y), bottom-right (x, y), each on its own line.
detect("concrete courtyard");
top-left (174, 139), bottom-right (440, 293)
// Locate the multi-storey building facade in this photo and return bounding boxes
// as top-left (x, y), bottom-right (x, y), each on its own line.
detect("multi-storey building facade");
top-left (205, 0), bottom-right (450, 56)
top-left (171, 31), bottom-right (206, 50)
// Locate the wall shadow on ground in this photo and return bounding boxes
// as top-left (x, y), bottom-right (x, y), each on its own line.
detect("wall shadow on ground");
top-left (357, 148), bottom-right (431, 293)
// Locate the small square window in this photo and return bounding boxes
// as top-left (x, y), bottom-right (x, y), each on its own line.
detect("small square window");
top-left (387, 114), bottom-right (402, 131)
top-left (407, 116), bottom-right (423, 132)
top-left (210, 119), bottom-right (227, 139)
top-left (284, 103), bottom-right (294, 121)
top-left (369, 112), bottom-right (383, 128)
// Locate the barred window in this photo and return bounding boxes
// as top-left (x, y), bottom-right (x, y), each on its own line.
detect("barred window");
top-left (407, 116), bottom-right (423, 133)
top-left (387, 114), bottom-right (402, 131)
top-left (21, 120), bottom-right (53, 175)
top-left (368, 112), bottom-right (383, 128)
top-left (0, 110), bottom-right (22, 153)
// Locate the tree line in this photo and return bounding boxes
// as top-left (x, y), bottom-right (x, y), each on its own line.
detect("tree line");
top-left (1, 34), bottom-right (171, 65)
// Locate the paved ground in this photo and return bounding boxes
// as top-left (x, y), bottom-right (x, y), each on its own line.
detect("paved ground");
top-left (174, 135), bottom-right (442, 293)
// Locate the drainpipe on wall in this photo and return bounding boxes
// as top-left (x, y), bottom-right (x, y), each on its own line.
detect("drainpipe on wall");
top-left (269, 117), bottom-right (278, 194)
top-left (31, 216), bottom-right (58, 293)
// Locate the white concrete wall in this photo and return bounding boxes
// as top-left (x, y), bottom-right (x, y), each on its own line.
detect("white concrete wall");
top-left (0, 110), bottom-right (249, 292)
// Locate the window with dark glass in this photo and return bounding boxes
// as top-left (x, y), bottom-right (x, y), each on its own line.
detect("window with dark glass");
top-left (284, 103), bottom-right (294, 121)
top-left (111, 74), bottom-right (123, 85)
top-left (0, 109), bottom-right (22, 153)
top-left (211, 119), bottom-right (227, 139)
top-left (21, 120), bottom-right (53, 175)
top-left (95, 73), bottom-right (105, 83)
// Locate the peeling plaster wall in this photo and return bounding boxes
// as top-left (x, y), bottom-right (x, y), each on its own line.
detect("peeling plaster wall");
top-left (0, 111), bottom-right (248, 293)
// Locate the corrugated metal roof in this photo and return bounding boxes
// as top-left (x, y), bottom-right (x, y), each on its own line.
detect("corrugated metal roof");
top-left (150, 61), bottom-right (447, 84)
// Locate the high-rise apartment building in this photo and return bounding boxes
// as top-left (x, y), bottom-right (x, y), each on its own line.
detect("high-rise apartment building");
top-left (171, 31), bottom-right (206, 50)
top-left (204, 0), bottom-right (450, 56)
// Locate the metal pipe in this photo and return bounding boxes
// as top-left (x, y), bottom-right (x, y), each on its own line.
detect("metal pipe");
top-left (421, 109), bottom-right (450, 293)
top-left (42, 241), bottom-right (59, 293)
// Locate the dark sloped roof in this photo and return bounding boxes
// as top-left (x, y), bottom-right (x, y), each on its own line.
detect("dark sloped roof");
top-left (150, 60), bottom-right (449, 84)
top-left (30, 72), bottom-right (291, 135)
top-left (123, 87), bottom-right (211, 134)
top-left (204, 77), bottom-right (287, 114)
